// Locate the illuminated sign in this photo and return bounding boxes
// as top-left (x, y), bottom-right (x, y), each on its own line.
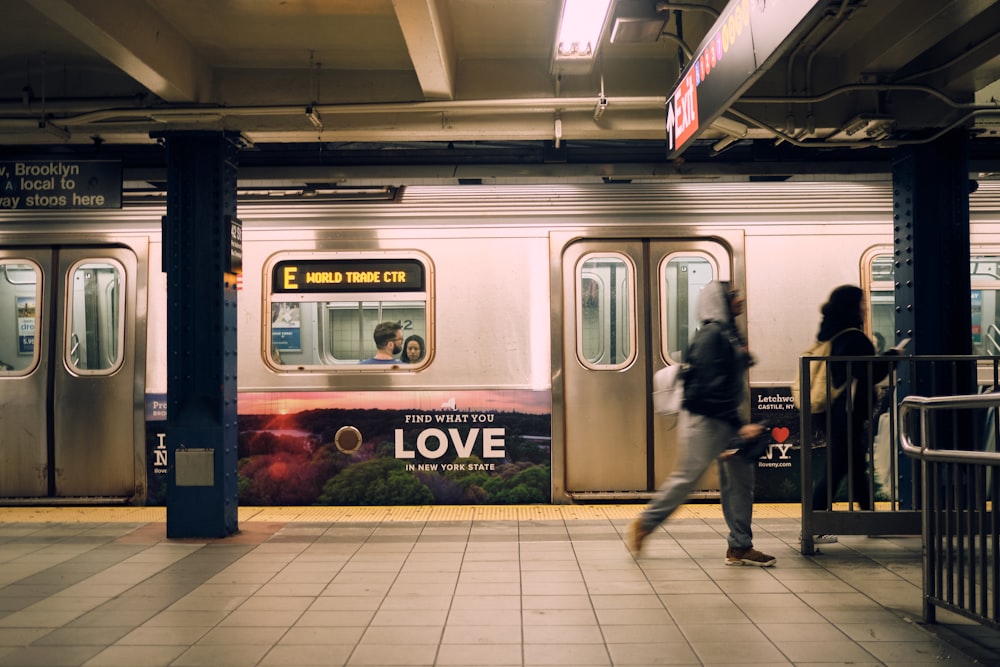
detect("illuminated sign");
top-left (666, 0), bottom-right (825, 158)
top-left (0, 160), bottom-right (121, 210)
top-left (227, 216), bottom-right (242, 275)
top-left (272, 259), bottom-right (425, 293)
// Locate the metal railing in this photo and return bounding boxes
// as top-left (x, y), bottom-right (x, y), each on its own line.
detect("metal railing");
top-left (987, 323), bottom-right (1000, 357)
top-left (798, 355), bottom-right (1000, 555)
top-left (900, 393), bottom-right (1000, 629)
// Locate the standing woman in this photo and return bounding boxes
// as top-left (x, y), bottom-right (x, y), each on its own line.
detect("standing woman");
top-left (809, 285), bottom-right (899, 521)
top-left (628, 281), bottom-right (774, 566)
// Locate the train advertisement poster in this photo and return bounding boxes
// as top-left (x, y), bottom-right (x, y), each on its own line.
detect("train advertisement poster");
top-left (269, 302), bottom-right (301, 352)
top-left (146, 389), bottom-right (551, 506)
top-left (750, 387), bottom-right (895, 503)
top-left (749, 387), bottom-right (800, 501)
top-left (145, 387), bottom-right (892, 506)
top-left (15, 295), bottom-right (34, 355)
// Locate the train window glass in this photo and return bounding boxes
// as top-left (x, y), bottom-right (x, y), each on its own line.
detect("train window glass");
top-left (0, 261), bottom-right (41, 374)
top-left (970, 255), bottom-right (1000, 355)
top-left (660, 254), bottom-right (717, 363)
top-left (269, 300), bottom-right (428, 367)
top-left (867, 252), bottom-right (1000, 354)
top-left (266, 253), bottom-right (430, 370)
top-left (325, 301), bottom-right (426, 363)
top-left (577, 254), bottom-right (635, 369)
top-left (66, 260), bottom-right (124, 374)
top-left (867, 254), bottom-right (895, 353)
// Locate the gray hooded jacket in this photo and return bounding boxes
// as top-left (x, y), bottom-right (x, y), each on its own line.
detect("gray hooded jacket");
top-left (681, 281), bottom-right (752, 428)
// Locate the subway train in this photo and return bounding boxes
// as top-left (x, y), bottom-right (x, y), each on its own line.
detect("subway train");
top-left (2, 181), bottom-right (999, 506)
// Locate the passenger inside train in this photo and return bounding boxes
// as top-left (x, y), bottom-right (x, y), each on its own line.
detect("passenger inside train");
top-left (359, 320), bottom-right (403, 364)
top-left (403, 334), bottom-right (425, 363)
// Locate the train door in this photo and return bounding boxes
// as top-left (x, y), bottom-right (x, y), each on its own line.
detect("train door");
top-left (560, 238), bottom-right (734, 497)
top-left (0, 247), bottom-right (140, 499)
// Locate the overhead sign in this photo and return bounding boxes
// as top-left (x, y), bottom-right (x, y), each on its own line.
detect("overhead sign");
top-left (0, 160), bottom-right (121, 210)
top-left (273, 259), bottom-right (425, 293)
top-left (666, 0), bottom-right (826, 158)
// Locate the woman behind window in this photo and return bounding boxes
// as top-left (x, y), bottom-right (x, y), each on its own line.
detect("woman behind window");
top-left (402, 334), bottom-right (425, 363)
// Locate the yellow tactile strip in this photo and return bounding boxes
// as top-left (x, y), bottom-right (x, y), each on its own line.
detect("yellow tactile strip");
top-left (0, 503), bottom-right (803, 524)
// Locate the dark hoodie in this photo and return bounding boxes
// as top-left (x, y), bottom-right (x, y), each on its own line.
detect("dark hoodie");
top-left (681, 281), bottom-right (752, 428)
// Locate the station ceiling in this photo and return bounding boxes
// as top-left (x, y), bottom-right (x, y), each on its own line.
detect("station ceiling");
top-left (5, 0), bottom-right (1000, 185)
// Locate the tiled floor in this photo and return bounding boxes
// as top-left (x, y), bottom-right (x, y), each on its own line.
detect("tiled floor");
top-left (0, 504), bottom-right (997, 666)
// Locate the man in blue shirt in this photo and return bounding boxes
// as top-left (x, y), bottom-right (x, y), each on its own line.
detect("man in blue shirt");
top-left (360, 321), bottom-right (403, 364)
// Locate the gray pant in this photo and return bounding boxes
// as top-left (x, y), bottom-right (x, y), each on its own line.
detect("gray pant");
top-left (638, 410), bottom-right (756, 549)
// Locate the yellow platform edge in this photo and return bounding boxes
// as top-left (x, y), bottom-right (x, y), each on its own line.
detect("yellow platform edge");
top-left (0, 503), bottom-right (808, 524)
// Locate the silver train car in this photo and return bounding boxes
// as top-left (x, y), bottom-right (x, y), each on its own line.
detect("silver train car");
top-left (1, 181), bottom-right (999, 505)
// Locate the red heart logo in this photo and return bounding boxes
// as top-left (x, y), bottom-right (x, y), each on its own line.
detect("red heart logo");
top-left (771, 427), bottom-right (790, 443)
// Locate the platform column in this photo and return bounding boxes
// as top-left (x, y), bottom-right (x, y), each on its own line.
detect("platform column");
top-left (891, 129), bottom-right (974, 506)
top-left (162, 131), bottom-right (240, 538)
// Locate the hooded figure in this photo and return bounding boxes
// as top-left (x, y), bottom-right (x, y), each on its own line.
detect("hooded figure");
top-left (681, 280), bottom-right (754, 426)
top-left (627, 281), bottom-right (775, 567)
top-left (810, 285), bottom-right (898, 516)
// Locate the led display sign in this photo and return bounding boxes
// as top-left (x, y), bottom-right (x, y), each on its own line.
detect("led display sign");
top-left (665, 0), bottom-right (825, 158)
top-left (272, 259), bottom-right (425, 293)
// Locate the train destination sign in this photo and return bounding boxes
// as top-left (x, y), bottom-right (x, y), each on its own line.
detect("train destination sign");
top-left (666, 0), bottom-right (825, 158)
top-left (273, 258), bottom-right (425, 293)
top-left (0, 160), bottom-right (122, 210)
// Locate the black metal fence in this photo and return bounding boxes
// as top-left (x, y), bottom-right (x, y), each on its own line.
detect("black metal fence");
top-left (798, 355), bottom-right (1000, 555)
top-left (900, 393), bottom-right (1000, 629)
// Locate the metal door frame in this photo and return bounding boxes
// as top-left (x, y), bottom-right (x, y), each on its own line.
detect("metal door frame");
top-left (0, 242), bottom-right (147, 502)
top-left (549, 227), bottom-right (745, 503)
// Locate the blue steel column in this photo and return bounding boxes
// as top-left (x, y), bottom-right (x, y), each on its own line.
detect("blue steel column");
top-left (163, 131), bottom-right (239, 538)
top-left (891, 129), bottom-right (973, 506)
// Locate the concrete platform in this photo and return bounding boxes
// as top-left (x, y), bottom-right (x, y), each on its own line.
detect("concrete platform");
top-left (0, 503), bottom-right (997, 666)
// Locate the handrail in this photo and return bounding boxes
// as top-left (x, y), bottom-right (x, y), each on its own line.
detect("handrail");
top-left (899, 394), bottom-right (1000, 464)
top-left (797, 353), bottom-right (1000, 556)
top-left (987, 323), bottom-right (1000, 356)
top-left (896, 389), bottom-right (1000, 631)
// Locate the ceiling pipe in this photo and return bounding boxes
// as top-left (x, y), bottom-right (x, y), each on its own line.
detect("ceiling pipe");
top-left (0, 94), bottom-right (150, 114)
top-left (7, 82), bottom-right (971, 131)
top-left (739, 83), bottom-right (990, 110)
top-left (656, 31), bottom-right (693, 59)
top-left (781, 0), bottom-right (851, 138)
top-left (728, 106), bottom-right (1000, 150)
top-left (0, 96), bottom-right (669, 131)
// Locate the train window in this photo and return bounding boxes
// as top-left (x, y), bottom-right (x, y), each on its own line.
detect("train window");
top-left (867, 251), bottom-right (1000, 354)
top-left (970, 256), bottom-right (1000, 355)
top-left (65, 260), bottom-right (125, 374)
top-left (266, 253), bottom-right (430, 369)
top-left (660, 254), bottom-right (717, 363)
top-left (867, 253), bottom-right (895, 353)
top-left (577, 254), bottom-right (635, 369)
top-left (0, 261), bottom-right (41, 375)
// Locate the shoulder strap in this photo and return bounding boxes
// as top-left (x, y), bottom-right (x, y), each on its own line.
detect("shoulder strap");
top-left (831, 327), bottom-right (862, 341)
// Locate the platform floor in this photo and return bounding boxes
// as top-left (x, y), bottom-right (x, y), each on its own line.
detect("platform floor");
top-left (0, 503), bottom-right (998, 667)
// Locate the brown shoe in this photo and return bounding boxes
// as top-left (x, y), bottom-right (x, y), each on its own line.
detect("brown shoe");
top-left (725, 546), bottom-right (776, 567)
top-left (626, 519), bottom-right (650, 555)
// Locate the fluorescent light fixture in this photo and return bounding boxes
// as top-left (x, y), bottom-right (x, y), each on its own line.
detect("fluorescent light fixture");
top-left (610, 17), bottom-right (666, 43)
top-left (711, 135), bottom-right (739, 155)
top-left (553, 0), bottom-right (612, 73)
top-left (305, 106), bottom-right (323, 129)
top-left (711, 116), bottom-right (748, 138)
top-left (38, 120), bottom-right (70, 142)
